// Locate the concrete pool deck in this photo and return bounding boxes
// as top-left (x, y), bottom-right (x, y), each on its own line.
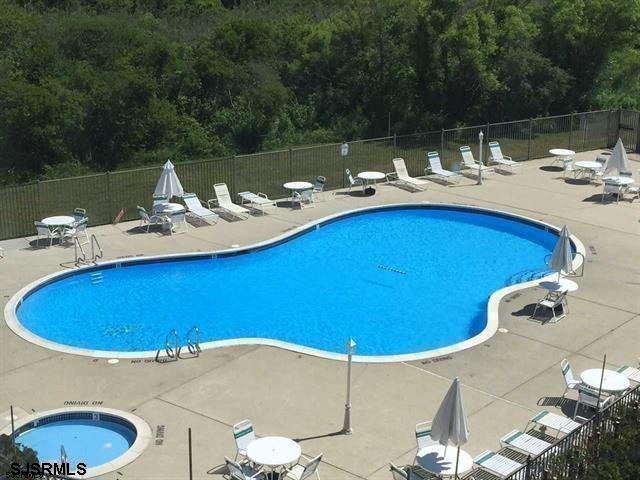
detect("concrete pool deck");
top-left (1, 150), bottom-right (639, 479)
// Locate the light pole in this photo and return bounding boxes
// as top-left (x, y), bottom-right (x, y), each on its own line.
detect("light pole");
top-left (342, 338), bottom-right (356, 434)
top-left (477, 130), bottom-right (484, 185)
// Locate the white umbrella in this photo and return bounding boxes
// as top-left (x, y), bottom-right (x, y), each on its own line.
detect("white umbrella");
top-left (550, 225), bottom-right (573, 280)
top-left (431, 377), bottom-right (469, 477)
top-left (154, 160), bottom-right (184, 199)
top-left (604, 138), bottom-right (630, 176)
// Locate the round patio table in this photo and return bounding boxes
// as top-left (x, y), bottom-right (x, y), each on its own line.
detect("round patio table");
top-left (41, 216), bottom-right (75, 229)
top-left (357, 171), bottom-right (386, 194)
top-left (283, 181), bottom-right (313, 191)
top-left (549, 149), bottom-right (575, 166)
top-left (581, 369), bottom-right (629, 393)
top-left (538, 278), bottom-right (579, 293)
top-left (154, 202), bottom-right (184, 213)
top-left (416, 444), bottom-right (473, 477)
top-left (602, 176), bottom-right (634, 186)
top-left (247, 436), bottom-right (301, 476)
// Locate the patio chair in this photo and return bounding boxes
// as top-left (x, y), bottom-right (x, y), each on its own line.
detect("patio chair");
top-left (313, 176), bottom-right (327, 200)
top-left (34, 221), bottom-right (58, 247)
top-left (345, 169), bottom-right (364, 193)
top-left (232, 419), bottom-right (256, 462)
top-left (563, 158), bottom-right (580, 179)
top-left (182, 193), bottom-right (219, 224)
top-left (530, 290), bottom-right (568, 323)
top-left (282, 453), bottom-right (322, 480)
top-left (459, 146), bottom-right (494, 177)
top-left (413, 421), bottom-right (438, 466)
top-left (152, 194), bottom-right (169, 213)
top-left (573, 385), bottom-right (614, 419)
top-left (168, 211), bottom-right (188, 234)
top-left (488, 142), bottom-right (522, 173)
top-left (137, 206), bottom-right (170, 233)
top-left (238, 191), bottom-right (277, 215)
top-left (601, 181), bottom-right (623, 203)
top-left (425, 152), bottom-right (460, 184)
top-left (560, 359), bottom-right (581, 398)
top-left (620, 173), bottom-right (640, 201)
top-left (210, 183), bottom-right (250, 220)
top-left (72, 207), bottom-right (87, 222)
top-left (293, 189), bottom-right (315, 209)
top-left (224, 457), bottom-right (265, 480)
top-left (474, 451), bottom-right (524, 478)
top-left (500, 430), bottom-right (552, 457)
top-left (386, 158), bottom-right (429, 191)
top-left (616, 365), bottom-right (640, 383)
top-left (527, 410), bottom-right (582, 439)
top-left (389, 464), bottom-right (418, 480)
top-left (63, 217), bottom-right (89, 245)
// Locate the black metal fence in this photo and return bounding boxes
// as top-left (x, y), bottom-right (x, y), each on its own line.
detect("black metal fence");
top-left (503, 383), bottom-right (640, 480)
top-left (0, 108), bottom-right (634, 241)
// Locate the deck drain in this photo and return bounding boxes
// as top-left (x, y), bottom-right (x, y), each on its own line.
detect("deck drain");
top-left (589, 245), bottom-right (597, 255)
top-left (498, 327), bottom-right (509, 333)
top-left (231, 244), bottom-right (240, 248)
top-left (107, 359), bottom-right (120, 365)
top-left (377, 265), bottom-right (407, 275)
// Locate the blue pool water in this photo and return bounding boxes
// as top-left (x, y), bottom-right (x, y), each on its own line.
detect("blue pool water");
top-left (15, 419), bottom-right (135, 468)
top-left (17, 207), bottom-right (558, 356)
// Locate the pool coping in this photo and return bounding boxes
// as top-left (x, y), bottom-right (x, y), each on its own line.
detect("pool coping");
top-left (4, 202), bottom-right (586, 363)
top-left (0, 406), bottom-right (153, 479)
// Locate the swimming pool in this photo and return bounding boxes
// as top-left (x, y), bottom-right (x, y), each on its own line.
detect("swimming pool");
top-left (7, 204), bottom-right (581, 361)
top-left (2, 408), bottom-right (152, 478)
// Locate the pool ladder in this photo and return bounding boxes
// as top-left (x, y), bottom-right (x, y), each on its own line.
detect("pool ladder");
top-left (75, 234), bottom-right (103, 267)
top-left (155, 326), bottom-right (201, 363)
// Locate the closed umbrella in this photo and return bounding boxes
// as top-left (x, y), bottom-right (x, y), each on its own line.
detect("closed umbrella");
top-left (550, 225), bottom-right (573, 280)
top-left (604, 138), bottom-right (630, 176)
top-left (431, 377), bottom-right (469, 478)
top-left (154, 160), bottom-right (184, 199)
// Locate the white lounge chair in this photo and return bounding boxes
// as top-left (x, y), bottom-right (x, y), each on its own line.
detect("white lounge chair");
top-left (224, 457), bottom-right (265, 480)
top-left (616, 365), bottom-right (640, 383)
top-left (182, 193), bottom-right (218, 224)
top-left (293, 189), bottom-right (315, 209)
top-left (210, 183), bottom-right (250, 220)
top-left (500, 430), bottom-right (552, 457)
top-left (474, 451), bottom-right (523, 478)
top-left (345, 169), bottom-right (364, 193)
top-left (137, 206), bottom-right (170, 233)
top-left (34, 221), bottom-right (58, 247)
top-left (387, 158), bottom-right (429, 191)
top-left (488, 142), bottom-right (522, 173)
top-left (238, 191), bottom-right (277, 214)
top-left (282, 453), bottom-right (322, 480)
top-left (560, 359), bottom-right (581, 398)
top-left (459, 146), bottom-right (494, 177)
top-left (425, 152), bottom-right (460, 184)
top-left (573, 385), bottom-right (614, 419)
top-left (530, 290), bottom-right (568, 323)
top-left (232, 419), bottom-right (255, 462)
top-left (527, 410), bottom-right (582, 439)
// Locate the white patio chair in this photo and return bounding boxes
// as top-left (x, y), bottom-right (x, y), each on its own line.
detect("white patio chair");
top-left (474, 451), bottom-right (523, 478)
top-left (238, 191), bottom-right (277, 214)
top-left (616, 365), bottom-right (640, 383)
top-left (224, 457), bottom-right (265, 480)
top-left (313, 176), bottom-right (327, 200)
top-left (386, 158), bottom-right (429, 191)
top-left (293, 189), bottom-right (315, 208)
top-left (345, 169), bottom-right (364, 193)
top-left (182, 193), bottom-right (218, 224)
top-left (73, 207), bottom-right (87, 222)
top-left (232, 419), bottom-right (256, 462)
top-left (500, 430), bottom-right (552, 457)
top-left (282, 453), bottom-right (322, 480)
top-left (152, 194), bottom-right (169, 213)
top-left (425, 151), bottom-right (460, 184)
top-left (601, 181), bottom-right (623, 203)
top-left (34, 221), bottom-right (58, 247)
top-left (620, 173), bottom-right (640, 201)
top-left (137, 206), bottom-right (170, 233)
top-left (209, 183), bottom-right (250, 220)
top-left (530, 290), bottom-right (568, 323)
top-left (168, 211), bottom-right (188, 234)
top-left (562, 158), bottom-right (579, 179)
top-left (389, 463), bottom-right (412, 480)
top-left (560, 359), bottom-right (581, 398)
top-left (413, 421), bottom-right (438, 466)
top-left (488, 141), bottom-right (522, 173)
top-left (573, 385), bottom-right (614, 419)
top-left (63, 217), bottom-right (89, 246)
top-left (459, 146), bottom-right (494, 177)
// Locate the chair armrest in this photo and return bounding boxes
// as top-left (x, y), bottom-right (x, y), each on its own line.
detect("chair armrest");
top-left (504, 155), bottom-right (513, 161)
top-left (386, 172), bottom-right (398, 181)
top-left (257, 192), bottom-right (268, 199)
top-left (207, 199), bottom-right (218, 208)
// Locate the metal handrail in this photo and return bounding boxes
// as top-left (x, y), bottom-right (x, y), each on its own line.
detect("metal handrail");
top-left (90, 234), bottom-right (103, 261)
top-left (185, 326), bottom-right (201, 356)
top-left (74, 237), bottom-right (87, 265)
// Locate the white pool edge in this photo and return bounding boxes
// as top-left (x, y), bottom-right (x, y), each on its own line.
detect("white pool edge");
top-left (4, 202), bottom-right (585, 363)
top-left (0, 406), bottom-right (153, 479)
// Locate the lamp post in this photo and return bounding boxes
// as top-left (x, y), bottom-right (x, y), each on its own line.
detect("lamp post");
top-left (342, 338), bottom-right (356, 434)
top-left (477, 130), bottom-right (484, 185)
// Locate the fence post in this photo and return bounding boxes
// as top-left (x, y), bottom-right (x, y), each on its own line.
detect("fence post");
top-left (485, 123), bottom-right (490, 163)
top-left (231, 155), bottom-right (237, 196)
top-left (568, 113), bottom-right (574, 150)
top-left (527, 118), bottom-right (533, 160)
top-left (288, 147), bottom-right (293, 182)
top-left (440, 129), bottom-right (444, 155)
top-left (616, 108), bottom-right (622, 143)
top-left (393, 133), bottom-right (397, 158)
top-left (106, 172), bottom-right (111, 223)
top-left (635, 111), bottom-right (640, 153)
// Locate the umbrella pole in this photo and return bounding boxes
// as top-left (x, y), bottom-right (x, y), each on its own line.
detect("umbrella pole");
top-left (596, 354), bottom-right (607, 406)
top-left (454, 445), bottom-right (461, 480)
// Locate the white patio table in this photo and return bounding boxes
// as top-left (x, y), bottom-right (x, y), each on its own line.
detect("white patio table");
top-left (549, 148), bottom-right (575, 167)
top-left (247, 436), bottom-right (301, 477)
top-left (416, 444), bottom-right (473, 477)
top-left (574, 161), bottom-right (603, 181)
top-left (581, 368), bottom-right (630, 393)
top-left (41, 216), bottom-right (76, 243)
top-left (154, 202), bottom-right (185, 214)
top-left (357, 171), bottom-right (386, 194)
top-left (283, 181), bottom-right (313, 206)
top-left (538, 278), bottom-right (579, 293)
